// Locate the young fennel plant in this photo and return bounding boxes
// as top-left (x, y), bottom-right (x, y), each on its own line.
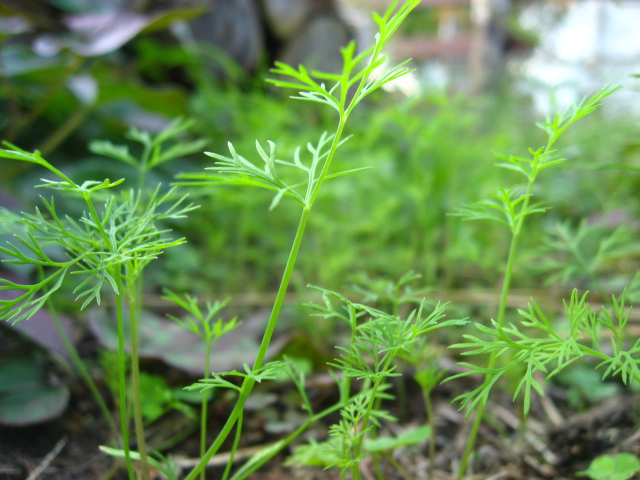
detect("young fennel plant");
top-left (0, 119), bottom-right (200, 480)
top-left (175, 2), bottom-right (425, 479)
top-left (449, 289), bottom-right (640, 417)
top-left (449, 84), bottom-right (622, 478)
top-left (163, 290), bottom-right (239, 480)
top-left (287, 285), bottom-right (466, 479)
top-left (347, 270), bottom-right (438, 475)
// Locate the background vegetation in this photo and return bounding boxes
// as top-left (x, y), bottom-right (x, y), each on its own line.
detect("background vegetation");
top-left (1, 2), bottom-right (640, 478)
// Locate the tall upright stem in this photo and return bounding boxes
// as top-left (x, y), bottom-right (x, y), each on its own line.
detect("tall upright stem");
top-left (456, 143), bottom-right (547, 479)
top-left (421, 383), bottom-right (436, 479)
top-left (128, 283), bottom-right (151, 480)
top-left (114, 273), bottom-right (135, 480)
top-left (200, 342), bottom-right (212, 480)
top-left (184, 208), bottom-right (311, 480)
top-left (455, 201), bottom-right (525, 479)
top-left (182, 11), bottom-right (409, 471)
top-left (188, 118), bottom-right (348, 477)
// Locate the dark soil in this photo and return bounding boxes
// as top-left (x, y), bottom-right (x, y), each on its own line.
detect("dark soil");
top-left (0, 407), bottom-right (119, 479)
top-left (1, 322), bottom-right (639, 480)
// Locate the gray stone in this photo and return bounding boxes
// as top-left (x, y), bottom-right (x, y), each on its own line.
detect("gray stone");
top-left (263, 0), bottom-right (313, 40)
top-left (190, 0), bottom-right (265, 72)
top-left (278, 14), bottom-right (351, 72)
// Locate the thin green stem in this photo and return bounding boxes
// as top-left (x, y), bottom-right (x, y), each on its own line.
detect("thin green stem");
top-left (350, 460), bottom-right (360, 480)
top-left (497, 230), bottom-right (522, 328)
top-left (455, 225), bottom-right (522, 479)
top-left (456, 185), bottom-right (535, 479)
top-left (349, 423), bottom-right (362, 480)
top-left (83, 195), bottom-right (112, 248)
top-left (455, 407), bottom-right (481, 479)
top-left (185, 380), bottom-right (253, 480)
top-left (221, 414), bottom-right (243, 480)
top-left (352, 362), bottom-right (394, 471)
top-left (114, 273), bottom-right (135, 480)
top-left (456, 131), bottom-right (561, 479)
top-left (32, 159), bottom-right (76, 188)
top-left (229, 401), bottom-right (344, 480)
top-left (254, 208), bottom-right (311, 370)
top-left (420, 384), bottom-right (436, 479)
top-left (342, 304), bottom-right (358, 407)
top-left (184, 208), bottom-right (311, 480)
top-left (127, 282), bottom-right (151, 480)
top-left (82, 192), bottom-right (143, 478)
top-left (201, 342), bottom-right (212, 480)
top-left (183, 8), bottom-right (418, 476)
top-left (306, 120), bottom-right (346, 208)
top-left (186, 113), bottom-right (349, 480)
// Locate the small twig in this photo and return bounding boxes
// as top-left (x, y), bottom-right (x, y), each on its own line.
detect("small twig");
top-left (485, 469), bottom-right (522, 480)
top-left (432, 470), bottom-right (452, 480)
top-left (538, 386), bottom-right (564, 427)
top-left (0, 466), bottom-right (22, 477)
top-left (26, 436), bottom-right (68, 480)
top-left (522, 454), bottom-right (558, 478)
top-left (622, 428), bottom-right (640, 447)
top-left (360, 457), bottom-right (377, 480)
top-left (175, 443), bottom-right (274, 468)
top-left (488, 403), bottom-right (559, 466)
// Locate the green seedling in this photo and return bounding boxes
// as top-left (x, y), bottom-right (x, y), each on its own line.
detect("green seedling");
top-left (449, 289), bottom-right (640, 415)
top-left (176, 2), bottom-right (427, 479)
top-left (401, 342), bottom-right (445, 478)
top-left (163, 290), bottom-right (238, 480)
top-left (349, 270), bottom-right (437, 475)
top-left (7, 2), bottom-right (629, 479)
top-left (0, 4), bottom-right (423, 480)
top-left (0, 119), bottom-right (200, 480)
top-left (448, 85), bottom-right (624, 479)
top-left (287, 286), bottom-right (466, 479)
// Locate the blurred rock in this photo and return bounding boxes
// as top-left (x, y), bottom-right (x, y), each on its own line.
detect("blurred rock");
top-left (263, 0), bottom-right (312, 40)
top-left (187, 0), bottom-right (350, 74)
top-left (189, 0), bottom-right (265, 73)
top-left (279, 14), bottom-right (351, 72)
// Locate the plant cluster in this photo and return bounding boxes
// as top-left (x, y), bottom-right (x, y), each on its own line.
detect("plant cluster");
top-left (1, 1), bottom-right (639, 479)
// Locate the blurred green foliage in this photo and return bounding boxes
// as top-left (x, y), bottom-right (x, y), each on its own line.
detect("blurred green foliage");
top-left (1, 18), bottom-right (639, 306)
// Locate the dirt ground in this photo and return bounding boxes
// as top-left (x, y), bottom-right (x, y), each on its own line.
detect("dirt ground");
top-left (2, 347), bottom-right (639, 480)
